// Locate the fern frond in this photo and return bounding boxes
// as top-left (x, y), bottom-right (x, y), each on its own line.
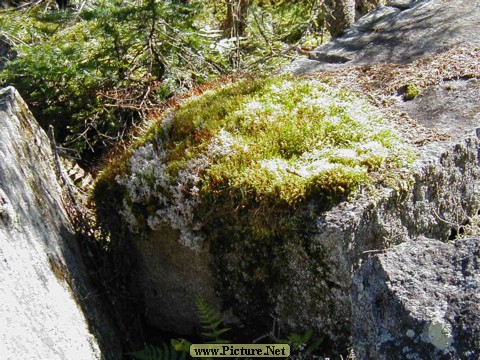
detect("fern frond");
top-left (195, 297), bottom-right (231, 343)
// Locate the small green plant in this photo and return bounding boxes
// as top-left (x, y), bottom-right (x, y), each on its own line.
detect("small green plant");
top-left (279, 329), bottom-right (323, 355)
top-left (128, 298), bottom-right (324, 360)
top-left (196, 297), bottom-right (231, 344)
top-left (129, 298), bottom-right (235, 360)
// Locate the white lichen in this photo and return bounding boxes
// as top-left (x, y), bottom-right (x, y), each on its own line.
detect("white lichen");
top-left (117, 129), bottom-right (244, 250)
top-left (116, 139), bottom-right (207, 249)
top-left (423, 320), bottom-right (453, 351)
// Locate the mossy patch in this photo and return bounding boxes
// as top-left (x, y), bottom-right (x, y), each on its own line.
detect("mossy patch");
top-left (95, 74), bottom-right (415, 248)
top-left (402, 83), bottom-right (421, 100)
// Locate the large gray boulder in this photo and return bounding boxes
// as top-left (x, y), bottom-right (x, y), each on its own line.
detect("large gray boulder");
top-left (351, 237), bottom-right (480, 359)
top-left (104, 107), bottom-right (480, 350)
top-left (0, 87), bottom-right (121, 359)
top-left (268, 131), bottom-right (480, 345)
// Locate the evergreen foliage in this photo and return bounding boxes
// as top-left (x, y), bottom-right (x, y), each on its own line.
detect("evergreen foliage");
top-left (0, 0), bottom-right (227, 162)
top-left (0, 0), bottom-right (339, 164)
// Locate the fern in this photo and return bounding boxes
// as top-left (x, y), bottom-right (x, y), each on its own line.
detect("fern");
top-left (195, 297), bottom-right (231, 344)
top-left (128, 344), bottom-right (187, 360)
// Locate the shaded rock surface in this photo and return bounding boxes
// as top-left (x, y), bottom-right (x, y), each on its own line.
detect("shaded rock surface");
top-left (0, 87), bottom-right (121, 359)
top-left (134, 226), bottom-right (220, 334)
top-left (269, 131), bottom-right (480, 346)
top-left (351, 237), bottom-right (480, 359)
top-left (116, 105), bottom-right (480, 351)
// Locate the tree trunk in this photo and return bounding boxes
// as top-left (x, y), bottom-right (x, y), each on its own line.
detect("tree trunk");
top-left (56, 0), bottom-right (68, 10)
top-left (326, 0), bottom-right (355, 39)
top-left (221, 0), bottom-right (251, 38)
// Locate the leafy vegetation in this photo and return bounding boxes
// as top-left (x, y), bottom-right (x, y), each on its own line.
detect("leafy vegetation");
top-left (0, 0), bottom-right (223, 162)
top-left (129, 297), bottom-right (323, 360)
top-left (129, 298), bottom-right (233, 360)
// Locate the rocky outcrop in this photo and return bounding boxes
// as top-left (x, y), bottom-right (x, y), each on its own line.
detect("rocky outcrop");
top-left (268, 130), bottom-right (480, 346)
top-left (351, 237), bottom-right (480, 359)
top-left (105, 98), bottom-right (480, 352)
top-left (95, 0), bottom-right (480, 355)
top-left (0, 87), bottom-right (121, 359)
top-left (288, 0), bottom-right (480, 73)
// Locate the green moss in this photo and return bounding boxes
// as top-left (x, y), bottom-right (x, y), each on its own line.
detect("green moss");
top-left (403, 83), bottom-right (421, 100)
top-left (174, 76), bottom-right (410, 201)
top-left (97, 74), bottom-right (416, 244)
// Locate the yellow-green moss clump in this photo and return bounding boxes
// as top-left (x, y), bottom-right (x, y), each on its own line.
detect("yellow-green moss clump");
top-left (403, 83), bottom-right (421, 100)
top-left (96, 75), bottom-right (415, 249)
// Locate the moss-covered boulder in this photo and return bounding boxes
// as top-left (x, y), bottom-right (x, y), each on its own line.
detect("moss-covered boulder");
top-left (95, 75), bottom-right (417, 344)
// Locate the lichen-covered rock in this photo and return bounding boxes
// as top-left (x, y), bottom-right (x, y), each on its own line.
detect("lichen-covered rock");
top-left (96, 86), bottom-right (480, 352)
top-left (0, 87), bottom-right (121, 359)
top-left (351, 237), bottom-right (480, 359)
top-left (94, 0), bottom-right (480, 354)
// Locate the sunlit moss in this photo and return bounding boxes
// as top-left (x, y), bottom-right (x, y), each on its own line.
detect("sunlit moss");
top-left (96, 75), bottom-right (416, 247)
top-left (403, 83), bottom-right (421, 100)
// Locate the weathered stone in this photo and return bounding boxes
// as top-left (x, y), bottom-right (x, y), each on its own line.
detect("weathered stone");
top-left (133, 225), bottom-right (220, 334)
top-left (351, 237), bottom-right (480, 359)
top-left (116, 128), bottom-right (480, 350)
top-left (96, 0), bottom-right (480, 354)
top-left (268, 131), bottom-right (480, 346)
top-left (0, 87), bottom-right (121, 359)
top-left (287, 0), bottom-right (480, 74)
top-left (397, 79), bottom-right (480, 139)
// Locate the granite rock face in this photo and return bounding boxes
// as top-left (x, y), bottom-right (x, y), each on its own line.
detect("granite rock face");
top-left (351, 237), bottom-right (480, 359)
top-left (133, 226), bottom-right (220, 334)
top-left (287, 0), bottom-right (480, 74)
top-left (113, 108), bottom-right (480, 350)
top-left (0, 87), bottom-right (121, 359)
top-left (397, 79), bottom-right (480, 139)
top-left (268, 131), bottom-right (480, 345)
